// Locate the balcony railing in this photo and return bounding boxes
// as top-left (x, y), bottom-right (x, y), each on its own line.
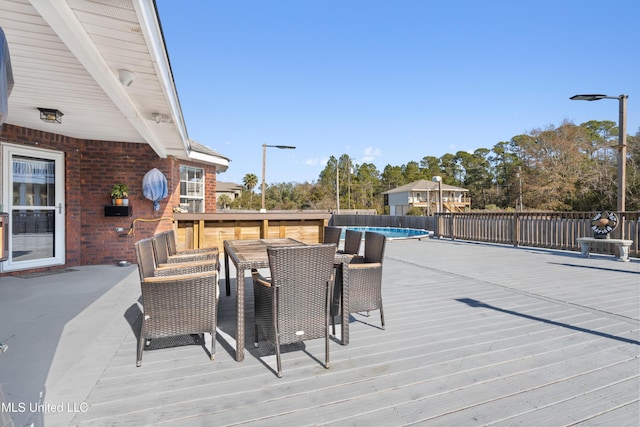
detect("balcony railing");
top-left (331, 211), bottom-right (639, 259)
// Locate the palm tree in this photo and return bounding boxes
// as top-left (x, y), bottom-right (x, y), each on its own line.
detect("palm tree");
top-left (218, 194), bottom-right (232, 210)
top-left (243, 173), bottom-right (258, 205)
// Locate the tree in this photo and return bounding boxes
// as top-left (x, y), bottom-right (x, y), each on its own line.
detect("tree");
top-left (401, 161), bottom-right (423, 183)
top-left (626, 129), bottom-right (640, 211)
top-left (227, 119), bottom-right (638, 213)
top-left (522, 122), bottom-right (592, 210)
top-left (419, 156), bottom-right (442, 181)
top-left (381, 165), bottom-right (405, 191)
top-left (217, 194), bottom-right (232, 210)
top-left (242, 173), bottom-right (258, 206)
top-left (354, 163), bottom-right (382, 211)
top-left (459, 148), bottom-right (493, 209)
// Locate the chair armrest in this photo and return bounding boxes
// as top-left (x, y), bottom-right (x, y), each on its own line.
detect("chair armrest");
top-left (345, 262), bottom-right (382, 270)
top-left (156, 259), bottom-right (217, 276)
top-left (143, 270), bottom-right (213, 283)
top-left (167, 252), bottom-right (219, 264)
top-left (251, 269), bottom-right (272, 287)
top-left (177, 247), bottom-right (219, 254)
top-left (157, 259), bottom-right (216, 270)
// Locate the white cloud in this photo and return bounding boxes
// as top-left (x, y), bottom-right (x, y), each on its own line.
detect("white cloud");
top-left (306, 157), bottom-right (327, 166)
top-left (361, 146), bottom-right (382, 162)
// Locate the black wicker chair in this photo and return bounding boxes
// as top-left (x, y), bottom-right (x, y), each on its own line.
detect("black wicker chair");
top-left (251, 243), bottom-right (336, 377)
top-left (323, 226), bottom-right (342, 247)
top-left (134, 238), bottom-right (218, 367)
top-left (333, 231), bottom-right (386, 333)
top-left (338, 229), bottom-right (362, 255)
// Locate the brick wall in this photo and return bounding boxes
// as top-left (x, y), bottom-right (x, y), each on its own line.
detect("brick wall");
top-left (1, 124), bottom-right (218, 274)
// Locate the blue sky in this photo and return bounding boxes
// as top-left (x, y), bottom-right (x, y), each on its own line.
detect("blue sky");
top-left (156, 0), bottom-right (639, 185)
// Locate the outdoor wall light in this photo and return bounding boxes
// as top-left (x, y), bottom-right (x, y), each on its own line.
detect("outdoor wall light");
top-left (118, 69), bottom-right (135, 87)
top-left (38, 108), bottom-right (63, 124)
top-left (151, 113), bottom-right (172, 124)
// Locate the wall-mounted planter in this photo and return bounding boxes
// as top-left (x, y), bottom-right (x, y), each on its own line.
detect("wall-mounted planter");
top-left (104, 205), bottom-right (132, 217)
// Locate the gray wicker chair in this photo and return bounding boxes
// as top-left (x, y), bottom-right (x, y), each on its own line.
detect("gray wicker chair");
top-left (323, 226), bottom-right (341, 247)
top-left (251, 243), bottom-right (336, 377)
top-left (165, 229), bottom-right (219, 258)
top-left (333, 231), bottom-right (386, 333)
top-left (134, 238), bottom-right (218, 367)
top-left (339, 229), bottom-right (362, 255)
top-left (152, 231), bottom-right (219, 269)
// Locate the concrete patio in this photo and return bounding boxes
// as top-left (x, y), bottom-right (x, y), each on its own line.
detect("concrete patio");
top-left (0, 238), bottom-right (638, 426)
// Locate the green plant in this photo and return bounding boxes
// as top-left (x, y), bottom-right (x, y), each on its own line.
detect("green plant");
top-left (110, 183), bottom-right (129, 199)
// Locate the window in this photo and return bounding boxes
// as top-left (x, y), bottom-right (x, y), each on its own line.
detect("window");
top-left (179, 165), bottom-right (204, 213)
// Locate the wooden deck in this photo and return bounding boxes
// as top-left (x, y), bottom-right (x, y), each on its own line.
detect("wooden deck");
top-left (1, 239), bottom-right (638, 426)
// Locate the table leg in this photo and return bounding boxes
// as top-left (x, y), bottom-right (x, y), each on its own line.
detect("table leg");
top-left (224, 251), bottom-right (231, 296)
top-left (341, 262), bottom-right (349, 346)
top-left (579, 242), bottom-right (590, 258)
top-left (236, 267), bottom-right (246, 361)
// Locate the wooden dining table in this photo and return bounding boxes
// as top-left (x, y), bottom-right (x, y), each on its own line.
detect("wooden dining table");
top-left (223, 238), bottom-right (353, 361)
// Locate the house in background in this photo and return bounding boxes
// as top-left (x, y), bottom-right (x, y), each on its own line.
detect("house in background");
top-left (383, 179), bottom-right (471, 215)
top-left (215, 181), bottom-right (243, 210)
top-left (0, 0), bottom-right (229, 275)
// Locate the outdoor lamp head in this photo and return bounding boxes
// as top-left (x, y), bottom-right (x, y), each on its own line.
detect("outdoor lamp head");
top-left (570, 94), bottom-right (607, 101)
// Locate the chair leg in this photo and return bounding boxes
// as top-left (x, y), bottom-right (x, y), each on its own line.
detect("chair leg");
top-left (331, 315), bottom-right (336, 336)
top-left (324, 332), bottom-right (330, 369)
top-left (136, 333), bottom-right (145, 367)
top-left (254, 323), bottom-right (259, 348)
top-left (379, 303), bottom-right (385, 330)
top-left (275, 335), bottom-right (283, 378)
top-left (209, 332), bottom-right (216, 360)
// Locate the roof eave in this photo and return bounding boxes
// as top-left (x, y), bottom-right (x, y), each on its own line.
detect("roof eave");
top-left (187, 150), bottom-right (230, 172)
top-left (31, 0), bottom-right (172, 158)
top-left (134, 0), bottom-right (191, 155)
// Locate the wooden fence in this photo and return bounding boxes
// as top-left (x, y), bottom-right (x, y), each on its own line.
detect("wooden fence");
top-left (331, 211), bottom-right (640, 259)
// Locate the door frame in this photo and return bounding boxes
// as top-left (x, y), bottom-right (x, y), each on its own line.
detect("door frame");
top-left (1, 143), bottom-right (66, 272)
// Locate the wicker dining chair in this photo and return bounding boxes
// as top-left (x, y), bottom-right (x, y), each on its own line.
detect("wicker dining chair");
top-left (323, 226), bottom-right (342, 247)
top-left (165, 229), bottom-right (219, 259)
top-left (134, 238), bottom-right (218, 367)
top-left (339, 229), bottom-right (362, 255)
top-left (152, 231), bottom-right (219, 269)
top-left (333, 231), bottom-right (387, 333)
top-left (251, 243), bottom-right (336, 377)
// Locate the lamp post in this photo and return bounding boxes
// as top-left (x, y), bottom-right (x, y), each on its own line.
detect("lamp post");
top-left (570, 94), bottom-right (627, 214)
top-left (432, 176), bottom-right (443, 213)
top-left (261, 144), bottom-right (296, 211)
top-left (336, 159), bottom-right (340, 214)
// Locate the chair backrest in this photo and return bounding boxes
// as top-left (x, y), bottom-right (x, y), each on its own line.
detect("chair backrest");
top-left (267, 243), bottom-right (336, 343)
top-left (134, 238), bottom-right (156, 280)
top-left (165, 229), bottom-right (178, 255)
top-left (323, 226), bottom-right (341, 247)
top-left (151, 232), bottom-right (170, 264)
top-left (363, 231), bottom-right (386, 264)
top-left (342, 229), bottom-right (362, 254)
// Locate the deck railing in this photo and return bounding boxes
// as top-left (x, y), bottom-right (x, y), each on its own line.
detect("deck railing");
top-left (331, 211), bottom-right (639, 258)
